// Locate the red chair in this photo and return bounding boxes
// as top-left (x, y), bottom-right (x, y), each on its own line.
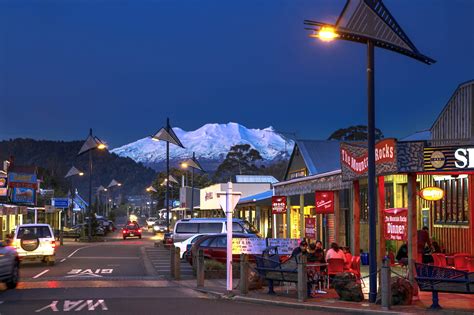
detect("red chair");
top-left (327, 258), bottom-right (345, 287)
top-left (350, 256), bottom-right (365, 287)
top-left (454, 253), bottom-right (470, 271)
top-left (344, 253), bottom-right (353, 270)
top-left (432, 253), bottom-right (448, 267)
top-left (467, 257), bottom-right (474, 272)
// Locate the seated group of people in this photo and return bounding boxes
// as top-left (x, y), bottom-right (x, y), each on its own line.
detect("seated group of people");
top-left (292, 240), bottom-right (353, 270)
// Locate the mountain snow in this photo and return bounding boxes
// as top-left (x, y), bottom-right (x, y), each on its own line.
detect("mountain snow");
top-left (111, 122), bottom-right (294, 164)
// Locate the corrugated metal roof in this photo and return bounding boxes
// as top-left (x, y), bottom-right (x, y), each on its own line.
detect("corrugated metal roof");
top-left (238, 190), bottom-right (273, 204)
top-left (400, 130), bottom-right (431, 141)
top-left (235, 175), bottom-right (278, 184)
top-left (297, 140), bottom-right (341, 175)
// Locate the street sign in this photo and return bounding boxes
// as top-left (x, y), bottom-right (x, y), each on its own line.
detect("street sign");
top-left (52, 198), bottom-right (70, 208)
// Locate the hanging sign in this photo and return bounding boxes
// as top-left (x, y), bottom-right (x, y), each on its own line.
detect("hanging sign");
top-left (383, 208), bottom-right (408, 241)
top-left (268, 238), bottom-right (300, 255)
top-left (272, 196), bottom-right (287, 214)
top-left (232, 238), bottom-right (267, 254)
top-left (315, 191), bottom-right (334, 214)
top-left (305, 218), bottom-right (316, 239)
top-left (418, 187), bottom-right (444, 201)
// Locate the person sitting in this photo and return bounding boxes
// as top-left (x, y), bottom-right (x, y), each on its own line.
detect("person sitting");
top-left (342, 246), bottom-right (353, 270)
top-left (431, 241), bottom-right (441, 253)
top-left (291, 240), bottom-right (308, 259)
top-left (396, 243), bottom-right (408, 266)
top-left (326, 242), bottom-right (346, 263)
top-left (307, 243), bottom-right (318, 262)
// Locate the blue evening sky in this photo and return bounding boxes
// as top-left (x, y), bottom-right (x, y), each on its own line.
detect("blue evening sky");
top-left (0, 0), bottom-right (473, 148)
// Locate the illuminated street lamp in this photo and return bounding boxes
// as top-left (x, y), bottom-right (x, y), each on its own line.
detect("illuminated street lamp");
top-left (107, 179), bottom-right (122, 218)
top-left (63, 166), bottom-right (84, 245)
top-left (180, 152), bottom-right (204, 216)
top-left (304, 0), bottom-right (435, 303)
top-left (145, 185), bottom-right (157, 216)
top-left (151, 118), bottom-right (184, 232)
top-left (77, 128), bottom-right (107, 241)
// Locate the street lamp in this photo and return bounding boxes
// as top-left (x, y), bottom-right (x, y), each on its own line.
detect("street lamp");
top-left (160, 175), bottom-right (179, 221)
top-left (180, 152), bottom-right (204, 217)
top-left (151, 118), bottom-right (184, 232)
top-left (96, 185), bottom-right (107, 216)
top-left (107, 179), bottom-right (122, 218)
top-left (146, 185), bottom-right (157, 217)
top-left (77, 128), bottom-right (107, 241)
top-left (64, 166), bottom-right (84, 245)
top-left (304, 0), bottom-right (435, 303)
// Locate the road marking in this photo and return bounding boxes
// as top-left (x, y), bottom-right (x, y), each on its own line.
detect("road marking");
top-left (35, 300), bottom-right (108, 312)
top-left (67, 244), bottom-right (100, 258)
top-left (65, 268), bottom-right (113, 278)
top-left (60, 258), bottom-right (66, 263)
top-left (68, 256), bottom-right (140, 260)
top-left (32, 269), bottom-right (50, 279)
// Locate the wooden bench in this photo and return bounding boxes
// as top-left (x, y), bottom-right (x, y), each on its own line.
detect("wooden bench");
top-left (255, 246), bottom-right (303, 295)
top-left (415, 263), bottom-right (474, 309)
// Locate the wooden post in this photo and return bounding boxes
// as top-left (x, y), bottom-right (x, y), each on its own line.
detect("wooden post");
top-left (174, 247), bottom-right (181, 280)
top-left (353, 180), bottom-right (361, 255)
top-left (407, 173), bottom-right (417, 285)
top-left (299, 194), bottom-right (305, 240)
top-left (297, 253), bottom-right (308, 302)
top-left (170, 245), bottom-right (176, 276)
top-left (196, 249), bottom-right (205, 287)
top-left (240, 254), bottom-right (249, 294)
top-left (378, 176), bottom-right (386, 262)
top-left (381, 258), bottom-right (391, 310)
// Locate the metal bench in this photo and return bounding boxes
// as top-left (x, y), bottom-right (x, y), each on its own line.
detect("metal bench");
top-left (415, 263), bottom-right (474, 309)
top-left (255, 246), bottom-right (301, 295)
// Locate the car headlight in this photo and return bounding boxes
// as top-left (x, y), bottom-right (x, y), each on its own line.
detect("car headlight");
top-left (153, 226), bottom-right (159, 231)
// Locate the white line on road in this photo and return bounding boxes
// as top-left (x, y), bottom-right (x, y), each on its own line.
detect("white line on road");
top-left (69, 256), bottom-right (140, 259)
top-left (60, 258), bottom-right (66, 263)
top-left (32, 269), bottom-right (50, 279)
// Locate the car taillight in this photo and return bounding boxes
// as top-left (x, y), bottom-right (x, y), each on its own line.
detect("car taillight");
top-left (138, 229), bottom-right (142, 233)
top-left (51, 241), bottom-right (56, 248)
top-left (123, 230), bottom-right (127, 233)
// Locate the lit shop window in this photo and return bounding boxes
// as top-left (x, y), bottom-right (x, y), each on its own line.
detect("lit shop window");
top-left (433, 176), bottom-right (469, 225)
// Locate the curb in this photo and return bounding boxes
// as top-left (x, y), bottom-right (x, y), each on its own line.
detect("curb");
top-left (193, 288), bottom-right (403, 314)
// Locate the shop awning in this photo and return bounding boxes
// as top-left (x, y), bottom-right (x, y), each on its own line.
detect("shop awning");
top-left (238, 190), bottom-right (273, 205)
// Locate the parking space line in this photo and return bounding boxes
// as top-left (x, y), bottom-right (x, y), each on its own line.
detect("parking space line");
top-left (32, 269), bottom-right (50, 279)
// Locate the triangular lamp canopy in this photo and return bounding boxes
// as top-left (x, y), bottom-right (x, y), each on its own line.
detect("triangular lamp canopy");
top-left (151, 127), bottom-right (185, 148)
top-left (65, 166), bottom-right (82, 178)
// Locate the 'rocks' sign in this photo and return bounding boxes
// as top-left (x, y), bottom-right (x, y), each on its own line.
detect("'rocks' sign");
top-left (340, 139), bottom-right (397, 181)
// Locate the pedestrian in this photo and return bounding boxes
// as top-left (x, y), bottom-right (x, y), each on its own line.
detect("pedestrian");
top-left (417, 226), bottom-right (431, 263)
top-left (342, 246), bottom-right (353, 269)
top-left (326, 242), bottom-right (346, 263)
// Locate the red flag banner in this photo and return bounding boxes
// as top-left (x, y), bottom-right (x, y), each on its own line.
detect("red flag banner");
top-left (383, 208), bottom-right (408, 241)
top-left (272, 196), bottom-right (287, 214)
top-left (305, 217), bottom-right (316, 239)
top-left (315, 191), bottom-right (334, 214)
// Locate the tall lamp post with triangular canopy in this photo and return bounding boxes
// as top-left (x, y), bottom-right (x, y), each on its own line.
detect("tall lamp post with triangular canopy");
top-left (181, 152), bottom-right (205, 216)
top-left (304, 0), bottom-right (435, 303)
top-left (151, 118), bottom-right (184, 232)
top-left (64, 166), bottom-right (84, 245)
top-left (77, 129), bottom-right (107, 241)
top-left (107, 179), bottom-right (122, 218)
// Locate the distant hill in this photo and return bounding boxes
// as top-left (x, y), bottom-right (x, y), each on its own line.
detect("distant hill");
top-left (0, 138), bottom-right (157, 198)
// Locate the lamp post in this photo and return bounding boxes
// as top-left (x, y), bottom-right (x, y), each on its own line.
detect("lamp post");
top-left (151, 118), bottom-right (184, 232)
top-left (107, 179), bottom-right (122, 219)
top-left (160, 175), bottom-right (179, 221)
top-left (77, 128), bottom-right (107, 241)
top-left (64, 166), bottom-right (84, 245)
top-left (146, 185), bottom-right (158, 217)
top-left (304, 0), bottom-right (434, 303)
top-left (181, 152), bottom-right (205, 216)
top-left (96, 186), bottom-right (107, 216)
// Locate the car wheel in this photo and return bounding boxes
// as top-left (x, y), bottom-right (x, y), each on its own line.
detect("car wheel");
top-left (123, 236), bottom-right (126, 240)
top-left (139, 235), bottom-right (142, 239)
top-left (6, 262), bottom-right (19, 289)
top-left (45, 256), bottom-right (55, 266)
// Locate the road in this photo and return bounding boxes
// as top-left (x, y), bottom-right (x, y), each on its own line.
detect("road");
top-left (0, 224), bottom-right (331, 314)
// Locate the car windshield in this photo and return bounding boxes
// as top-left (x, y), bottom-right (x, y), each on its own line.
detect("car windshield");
top-left (17, 226), bottom-right (52, 238)
top-left (126, 225), bottom-right (138, 230)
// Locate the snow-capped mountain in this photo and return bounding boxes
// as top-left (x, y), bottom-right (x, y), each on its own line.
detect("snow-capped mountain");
top-left (111, 122), bottom-right (294, 170)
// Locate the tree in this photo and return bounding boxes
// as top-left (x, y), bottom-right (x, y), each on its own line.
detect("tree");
top-left (213, 144), bottom-right (263, 182)
top-left (327, 125), bottom-right (384, 141)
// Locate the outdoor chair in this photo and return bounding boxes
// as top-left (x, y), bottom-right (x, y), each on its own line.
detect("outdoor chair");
top-left (326, 258), bottom-right (345, 287)
top-left (467, 257), bottom-right (474, 272)
top-left (432, 253), bottom-right (448, 268)
top-left (350, 255), bottom-right (365, 287)
top-left (454, 253), bottom-right (470, 271)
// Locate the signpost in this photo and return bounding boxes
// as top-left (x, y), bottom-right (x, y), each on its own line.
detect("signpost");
top-left (217, 182), bottom-right (241, 293)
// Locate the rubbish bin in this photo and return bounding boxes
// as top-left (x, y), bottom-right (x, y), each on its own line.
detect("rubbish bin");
top-left (361, 252), bottom-right (369, 265)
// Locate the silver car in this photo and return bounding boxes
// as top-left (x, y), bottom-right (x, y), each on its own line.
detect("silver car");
top-left (0, 240), bottom-right (20, 289)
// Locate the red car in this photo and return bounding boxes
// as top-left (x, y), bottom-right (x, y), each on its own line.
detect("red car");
top-left (189, 233), bottom-right (257, 265)
top-left (122, 223), bottom-right (142, 240)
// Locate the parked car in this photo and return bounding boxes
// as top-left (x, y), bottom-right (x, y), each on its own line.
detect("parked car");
top-left (174, 234), bottom-right (208, 259)
top-left (0, 240), bottom-right (20, 289)
top-left (152, 221), bottom-right (167, 234)
top-left (188, 233), bottom-right (257, 265)
top-left (122, 223), bottom-right (142, 240)
top-left (146, 217), bottom-right (158, 229)
top-left (12, 224), bottom-right (56, 265)
top-left (173, 218), bottom-right (260, 243)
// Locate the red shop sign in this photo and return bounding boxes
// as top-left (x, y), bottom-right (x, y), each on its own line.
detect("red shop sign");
top-left (315, 191), bottom-right (334, 214)
top-left (272, 196), bottom-right (287, 214)
top-left (305, 217), bottom-right (316, 239)
top-left (383, 208), bottom-right (408, 241)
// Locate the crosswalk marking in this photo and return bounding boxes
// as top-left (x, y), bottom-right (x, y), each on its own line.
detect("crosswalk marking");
top-left (145, 247), bottom-right (194, 279)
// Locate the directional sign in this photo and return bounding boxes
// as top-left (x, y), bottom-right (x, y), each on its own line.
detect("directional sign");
top-left (52, 198), bottom-right (69, 208)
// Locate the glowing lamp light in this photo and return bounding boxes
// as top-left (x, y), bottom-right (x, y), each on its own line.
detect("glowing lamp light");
top-left (311, 26), bottom-right (339, 42)
top-left (97, 143), bottom-right (107, 150)
top-left (181, 162), bottom-right (188, 169)
top-left (79, 172), bottom-right (84, 176)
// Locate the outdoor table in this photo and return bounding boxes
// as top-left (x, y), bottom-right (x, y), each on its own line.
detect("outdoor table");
top-left (307, 262), bottom-right (328, 294)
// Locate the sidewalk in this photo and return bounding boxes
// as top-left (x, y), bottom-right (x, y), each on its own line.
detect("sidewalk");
top-left (177, 278), bottom-right (474, 314)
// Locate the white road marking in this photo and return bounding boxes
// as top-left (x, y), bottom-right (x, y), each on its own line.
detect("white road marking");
top-left (68, 256), bottom-right (140, 259)
top-left (32, 269), bottom-right (50, 279)
top-left (60, 258), bottom-right (66, 263)
top-left (67, 244), bottom-right (100, 258)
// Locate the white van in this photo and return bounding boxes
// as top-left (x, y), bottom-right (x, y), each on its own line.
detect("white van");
top-left (172, 218), bottom-right (259, 243)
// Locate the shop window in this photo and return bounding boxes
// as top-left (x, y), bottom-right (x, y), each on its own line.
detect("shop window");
top-left (289, 169), bottom-right (307, 179)
top-left (384, 184), bottom-right (394, 209)
top-left (433, 176), bottom-right (469, 225)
